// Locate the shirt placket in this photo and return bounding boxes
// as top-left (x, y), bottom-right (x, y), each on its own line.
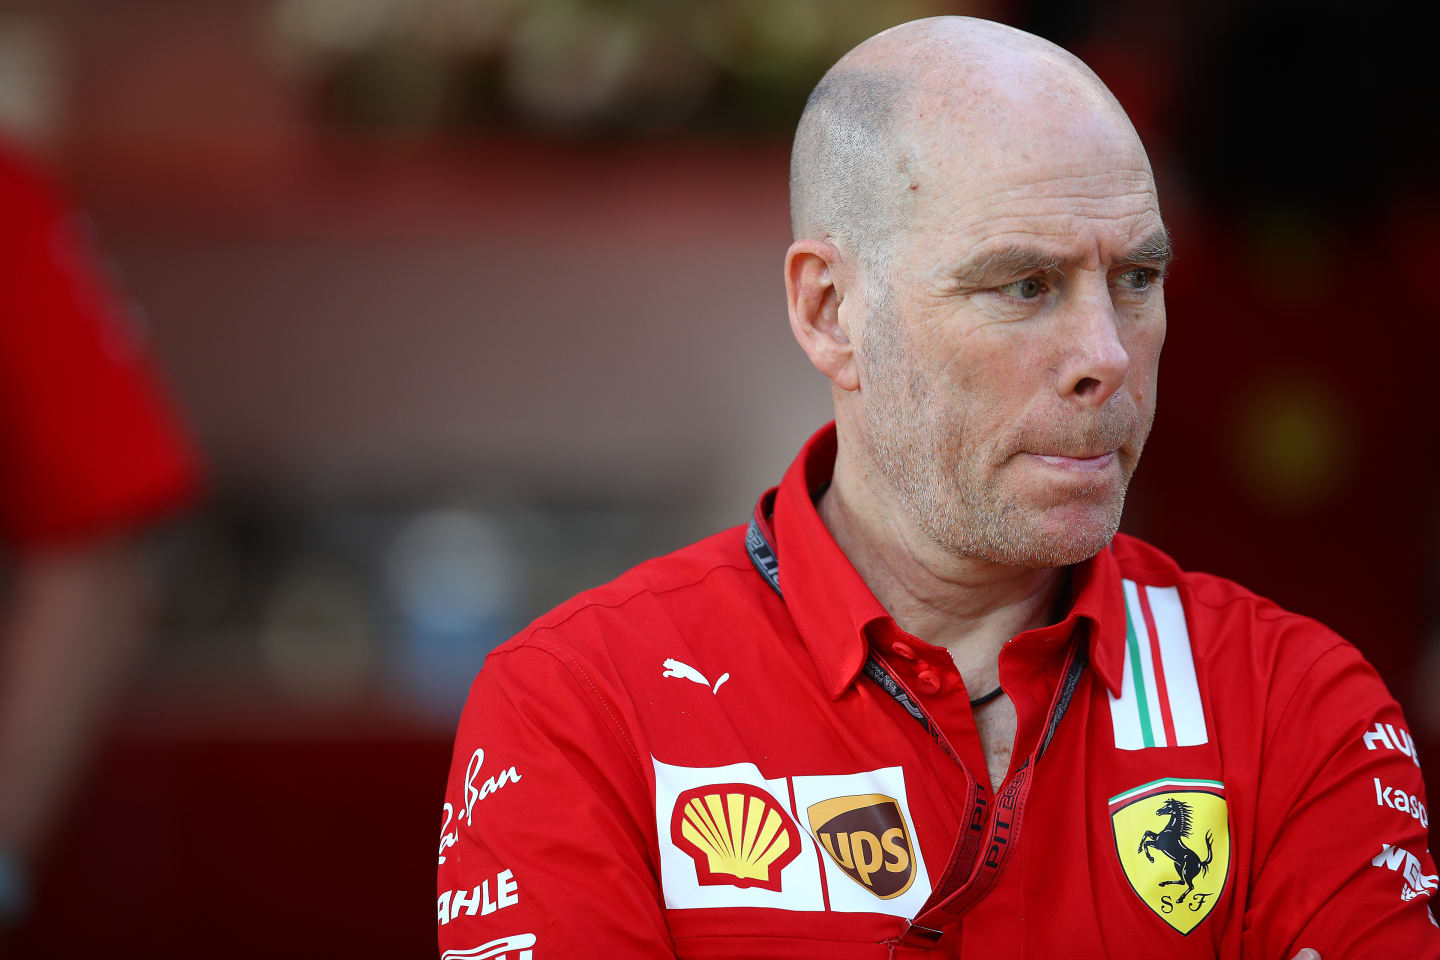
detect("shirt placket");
top-left (867, 618), bottom-right (1081, 945)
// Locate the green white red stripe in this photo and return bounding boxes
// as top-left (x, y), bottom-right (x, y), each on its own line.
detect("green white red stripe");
top-left (1107, 777), bottom-right (1225, 809)
top-left (1107, 581), bottom-right (1207, 750)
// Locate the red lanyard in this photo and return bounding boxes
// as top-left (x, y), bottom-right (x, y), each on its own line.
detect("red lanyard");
top-left (897, 637), bottom-right (1086, 946)
top-left (745, 498), bottom-right (1087, 949)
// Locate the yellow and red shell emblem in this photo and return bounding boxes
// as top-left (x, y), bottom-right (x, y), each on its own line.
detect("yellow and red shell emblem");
top-left (670, 783), bottom-right (801, 891)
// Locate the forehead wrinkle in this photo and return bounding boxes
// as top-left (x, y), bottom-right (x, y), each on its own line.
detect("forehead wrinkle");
top-left (912, 165), bottom-right (1158, 238)
top-left (955, 170), bottom-right (1157, 215)
top-left (967, 194), bottom-right (1159, 231)
top-left (946, 178), bottom-right (1160, 233)
top-left (939, 201), bottom-right (1162, 259)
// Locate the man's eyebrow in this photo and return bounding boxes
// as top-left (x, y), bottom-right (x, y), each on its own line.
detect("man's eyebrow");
top-left (948, 227), bottom-right (1174, 288)
top-left (1125, 228), bottom-right (1174, 274)
top-left (948, 246), bottom-right (1064, 287)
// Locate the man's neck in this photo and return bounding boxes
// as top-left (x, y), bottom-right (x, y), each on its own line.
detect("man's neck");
top-left (816, 442), bottom-right (1065, 694)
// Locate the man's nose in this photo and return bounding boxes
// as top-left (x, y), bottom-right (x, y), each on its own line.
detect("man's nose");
top-left (1056, 297), bottom-right (1131, 407)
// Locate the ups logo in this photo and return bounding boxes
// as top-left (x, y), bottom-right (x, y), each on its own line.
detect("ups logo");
top-left (807, 793), bottom-right (917, 899)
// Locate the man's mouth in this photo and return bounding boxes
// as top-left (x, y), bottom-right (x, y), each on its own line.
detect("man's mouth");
top-left (1029, 451), bottom-right (1117, 472)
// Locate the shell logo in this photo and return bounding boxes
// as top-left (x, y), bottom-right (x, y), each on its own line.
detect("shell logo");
top-left (670, 782), bottom-right (801, 891)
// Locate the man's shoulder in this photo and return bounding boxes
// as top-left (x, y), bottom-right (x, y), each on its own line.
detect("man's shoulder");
top-left (1112, 531), bottom-right (1335, 631)
top-left (488, 522), bottom-right (771, 668)
top-left (1109, 532), bottom-right (1368, 698)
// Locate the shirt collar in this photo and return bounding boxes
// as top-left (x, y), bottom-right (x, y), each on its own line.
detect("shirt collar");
top-left (763, 421), bottom-right (1128, 700)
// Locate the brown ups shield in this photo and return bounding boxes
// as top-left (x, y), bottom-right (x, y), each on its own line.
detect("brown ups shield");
top-left (807, 793), bottom-right (917, 900)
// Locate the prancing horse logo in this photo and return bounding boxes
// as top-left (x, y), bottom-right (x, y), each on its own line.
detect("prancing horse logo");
top-left (1110, 779), bottom-right (1230, 935)
top-left (1137, 798), bottom-right (1214, 903)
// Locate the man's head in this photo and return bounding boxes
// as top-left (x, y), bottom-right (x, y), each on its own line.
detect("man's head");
top-left (785, 16), bottom-right (1169, 569)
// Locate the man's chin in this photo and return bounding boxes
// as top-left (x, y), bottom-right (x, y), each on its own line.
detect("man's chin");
top-left (971, 500), bottom-right (1123, 569)
top-left (1028, 502), bottom-right (1124, 565)
top-left (1020, 532), bottom-right (1111, 568)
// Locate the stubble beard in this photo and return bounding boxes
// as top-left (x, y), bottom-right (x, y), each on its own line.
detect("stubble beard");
top-left (860, 315), bottom-right (1138, 570)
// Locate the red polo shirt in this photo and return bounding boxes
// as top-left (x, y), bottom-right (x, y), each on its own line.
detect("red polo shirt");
top-left (437, 423), bottom-right (1438, 959)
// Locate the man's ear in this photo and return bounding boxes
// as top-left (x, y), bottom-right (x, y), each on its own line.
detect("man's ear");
top-left (785, 239), bottom-right (860, 392)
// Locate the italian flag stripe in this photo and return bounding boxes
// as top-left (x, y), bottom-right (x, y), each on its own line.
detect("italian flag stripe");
top-left (1147, 584), bottom-right (1207, 746)
top-left (1107, 777), bottom-right (1225, 806)
top-left (1121, 587), bottom-right (1157, 747)
top-left (1108, 581), bottom-right (1208, 750)
top-left (1138, 585), bottom-right (1179, 748)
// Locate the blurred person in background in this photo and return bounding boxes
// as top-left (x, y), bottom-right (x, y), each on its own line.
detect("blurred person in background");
top-left (436, 16), bottom-right (1435, 959)
top-left (0, 141), bottom-right (198, 937)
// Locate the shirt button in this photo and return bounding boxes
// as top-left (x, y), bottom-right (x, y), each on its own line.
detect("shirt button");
top-left (915, 670), bottom-right (942, 694)
top-left (891, 642), bottom-right (917, 661)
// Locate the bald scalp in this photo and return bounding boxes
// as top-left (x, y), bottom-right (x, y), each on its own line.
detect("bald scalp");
top-left (789, 17), bottom-right (1135, 271)
top-left (788, 70), bottom-right (915, 267)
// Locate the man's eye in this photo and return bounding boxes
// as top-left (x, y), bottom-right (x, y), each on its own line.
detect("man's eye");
top-left (1118, 268), bottom-right (1157, 290)
top-left (997, 277), bottom-right (1044, 300)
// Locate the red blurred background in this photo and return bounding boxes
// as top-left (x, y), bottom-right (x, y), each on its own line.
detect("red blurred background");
top-left (0, 0), bottom-right (1435, 955)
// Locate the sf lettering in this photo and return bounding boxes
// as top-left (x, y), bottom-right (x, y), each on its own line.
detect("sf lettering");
top-left (817, 829), bottom-right (911, 889)
top-left (1160, 891), bottom-right (1214, 914)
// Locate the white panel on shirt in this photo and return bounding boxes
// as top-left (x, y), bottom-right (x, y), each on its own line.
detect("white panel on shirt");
top-left (653, 758), bottom-right (931, 918)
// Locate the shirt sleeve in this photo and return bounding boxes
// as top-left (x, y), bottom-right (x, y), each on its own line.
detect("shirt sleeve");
top-left (1243, 632), bottom-right (1440, 959)
top-left (436, 637), bottom-right (675, 959)
top-left (0, 147), bottom-right (198, 550)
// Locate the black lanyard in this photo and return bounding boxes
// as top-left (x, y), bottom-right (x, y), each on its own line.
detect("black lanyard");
top-left (743, 498), bottom-right (1086, 946)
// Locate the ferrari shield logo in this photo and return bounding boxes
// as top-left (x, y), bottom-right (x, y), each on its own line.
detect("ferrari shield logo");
top-left (806, 793), bottom-right (917, 899)
top-left (1110, 779), bottom-right (1230, 935)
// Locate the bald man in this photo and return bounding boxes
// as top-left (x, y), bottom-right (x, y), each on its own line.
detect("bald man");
top-left (436, 18), bottom-right (1437, 959)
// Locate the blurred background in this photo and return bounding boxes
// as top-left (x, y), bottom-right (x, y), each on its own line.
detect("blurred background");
top-left (0, 0), bottom-right (1434, 955)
